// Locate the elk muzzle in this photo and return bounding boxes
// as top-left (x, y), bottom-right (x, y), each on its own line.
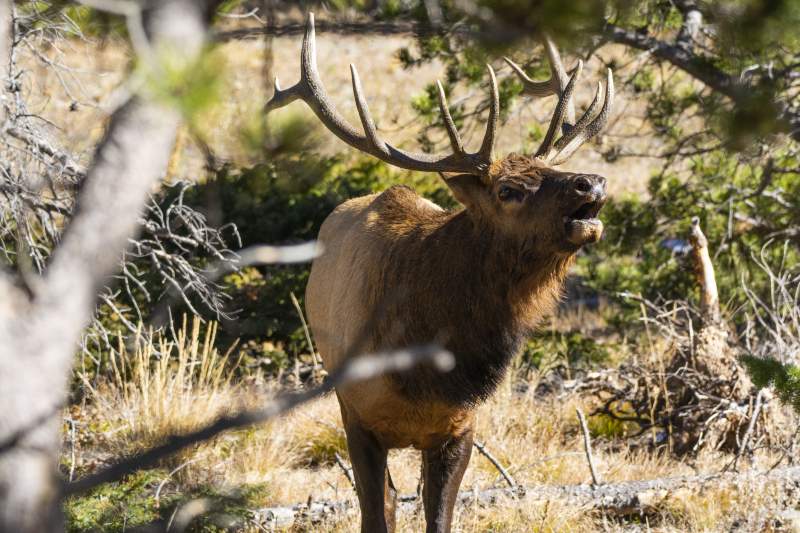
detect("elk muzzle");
top-left (564, 174), bottom-right (607, 246)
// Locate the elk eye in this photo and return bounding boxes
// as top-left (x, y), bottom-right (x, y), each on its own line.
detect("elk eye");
top-left (498, 185), bottom-right (524, 203)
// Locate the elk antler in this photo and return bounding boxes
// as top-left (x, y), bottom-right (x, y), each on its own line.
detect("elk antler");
top-left (505, 37), bottom-right (575, 123)
top-left (265, 13), bottom-right (499, 175)
top-left (504, 38), bottom-right (614, 166)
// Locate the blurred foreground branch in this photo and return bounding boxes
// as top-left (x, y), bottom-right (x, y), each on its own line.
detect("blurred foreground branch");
top-left (215, 19), bottom-right (429, 41)
top-left (65, 344), bottom-right (454, 496)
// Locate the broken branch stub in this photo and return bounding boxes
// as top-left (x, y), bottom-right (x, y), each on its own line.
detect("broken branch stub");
top-left (689, 216), bottom-right (720, 323)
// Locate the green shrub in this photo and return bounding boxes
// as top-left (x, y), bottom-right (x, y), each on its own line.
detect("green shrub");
top-left (64, 470), bottom-right (271, 533)
top-left (520, 330), bottom-right (611, 373)
top-left (578, 149), bottom-right (800, 330)
top-left (588, 412), bottom-right (631, 439)
top-left (742, 356), bottom-right (800, 414)
top-left (64, 470), bottom-right (164, 533)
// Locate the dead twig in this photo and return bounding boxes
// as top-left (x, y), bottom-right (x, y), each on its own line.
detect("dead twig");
top-left (576, 408), bottom-right (601, 486)
top-left (730, 389), bottom-right (766, 471)
top-left (155, 458), bottom-right (199, 509)
top-left (473, 440), bottom-right (516, 488)
top-left (290, 291), bottom-right (322, 372)
top-left (333, 452), bottom-right (356, 491)
top-left (66, 417), bottom-right (77, 483)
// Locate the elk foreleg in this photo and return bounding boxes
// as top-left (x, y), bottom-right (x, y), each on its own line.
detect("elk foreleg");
top-left (343, 419), bottom-right (396, 532)
top-left (422, 429), bottom-right (474, 533)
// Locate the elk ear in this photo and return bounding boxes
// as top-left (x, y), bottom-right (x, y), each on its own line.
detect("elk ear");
top-left (439, 173), bottom-right (486, 209)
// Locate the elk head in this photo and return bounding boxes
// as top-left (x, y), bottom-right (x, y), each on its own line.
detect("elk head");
top-left (266, 13), bottom-right (614, 258)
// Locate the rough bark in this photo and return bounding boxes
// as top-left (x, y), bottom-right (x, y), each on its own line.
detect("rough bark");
top-left (0, 2), bottom-right (209, 531)
top-left (0, 0), bottom-right (9, 122)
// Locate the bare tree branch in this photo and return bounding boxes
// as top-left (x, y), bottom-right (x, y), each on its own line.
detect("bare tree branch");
top-left (603, 22), bottom-right (800, 141)
top-left (4, 125), bottom-right (86, 179)
top-left (603, 23), bottom-right (738, 100)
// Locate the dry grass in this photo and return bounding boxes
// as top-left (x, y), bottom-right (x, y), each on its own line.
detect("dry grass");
top-left (67, 319), bottom-right (793, 532)
top-left (86, 318), bottom-right (242, 452)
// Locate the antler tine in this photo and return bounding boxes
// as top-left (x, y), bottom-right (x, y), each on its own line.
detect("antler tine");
top-left (478, 64), bottom-right (499, 164)
top-left (535, 60), bottom-right (582, 159)
top-left (504, 36), bottom-right (614, 165)
top-left (552, 80), bottom-right (602, 152)
top-left (548, 68), bottom-right (614, 166)
top-left (265, 77), bottom-right (298, 113)
top-left (504, 36), bottom-right (575, 123)
top-left (350, 64), bottom-right (390, 157)
top-left (542, 37), bottom-right (571, 92)
top-left (436, 81), bottom-right (465, 156)
top-left (263, 12), bottom-right (499, 175)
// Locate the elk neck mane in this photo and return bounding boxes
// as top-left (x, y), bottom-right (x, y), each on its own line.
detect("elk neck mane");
top-left (366, 185), bottom-right (574, 407)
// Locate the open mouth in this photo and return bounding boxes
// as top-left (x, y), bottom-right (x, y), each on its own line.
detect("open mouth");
top-left (563, 199), bottom-right (606, 246)
top-left (569, 199), bottom-right (604, 221)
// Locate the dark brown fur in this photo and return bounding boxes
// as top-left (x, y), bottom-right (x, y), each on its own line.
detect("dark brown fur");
top-left (367, 185), bottom-right (573, 407)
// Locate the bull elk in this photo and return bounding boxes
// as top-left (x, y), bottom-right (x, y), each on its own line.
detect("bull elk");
top-left (266, 14), bottom-right (614, 533)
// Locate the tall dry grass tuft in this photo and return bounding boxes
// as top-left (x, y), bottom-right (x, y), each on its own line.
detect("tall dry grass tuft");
top-left (79, 318), bottom-right (351, 498)
top-left (87, 318), bottom-right (242, 458)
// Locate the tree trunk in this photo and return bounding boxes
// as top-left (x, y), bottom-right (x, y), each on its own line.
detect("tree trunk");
top-left (0, 2), bottom-right (210, 531)
top-left (0, 0), bottom-right (8, 76)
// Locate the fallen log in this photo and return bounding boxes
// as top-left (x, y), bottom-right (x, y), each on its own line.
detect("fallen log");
top-left (250, 465), bottom-right (800, 528)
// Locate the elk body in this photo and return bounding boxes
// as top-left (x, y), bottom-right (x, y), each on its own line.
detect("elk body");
top-left (266, 14), bottom-right (614, 533)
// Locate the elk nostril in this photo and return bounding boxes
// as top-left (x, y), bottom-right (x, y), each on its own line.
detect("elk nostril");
top-left (574, 177), bottom-right (593, 193)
